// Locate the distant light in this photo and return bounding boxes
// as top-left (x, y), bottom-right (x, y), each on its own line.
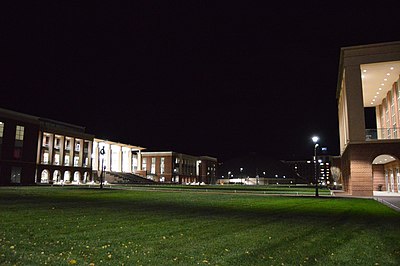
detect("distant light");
top-left (387, 73), bottom-right (390, 76)
top-left (390, 67), bottom-right (394, 70)
top-left (384, 78), bottom-right (387, 81)
top-left (363, 69), bottom-right (367, 73)
top-left (275, 174), bottom-right (278, 177)
top-left (240, 167), bottom-right (243, 171)
top-left (374, 96), bottom-right (377, 98)
top-left (312, 136), bottom-right (319, 143)
top-left (373, 99), bottom-right (376, 102)
top-left (307, 160), bottom-right (311, 163)
top-left (381, 83), bottom-right (385, 86)
top-left (377, 92), bottom-right (380, 94)
top-left (379, 88), bottom-right (382, 90)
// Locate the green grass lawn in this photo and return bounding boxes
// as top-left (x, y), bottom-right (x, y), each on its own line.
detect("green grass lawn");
top-left (111, 184), bottom-right (332, 196)
top-left (0, 187), bottom-right (399, 265)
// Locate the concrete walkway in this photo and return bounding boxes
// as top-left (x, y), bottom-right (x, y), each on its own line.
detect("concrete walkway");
top-left (374, 195), bottom-right (400, 212)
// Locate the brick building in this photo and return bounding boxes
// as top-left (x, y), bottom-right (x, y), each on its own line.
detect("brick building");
top-left (337, 41), bottom-right (400, 196)
top-left (0, 108), bottom-right (94, 185)
top-left (0, 107), bottom-right (218, 186)
top-left (0, 108), bottom-right (40, 185)
top-left (140, 151), bottom-right (217, 184)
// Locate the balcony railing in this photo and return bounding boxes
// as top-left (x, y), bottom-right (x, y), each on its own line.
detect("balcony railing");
top-left (366, 128), bottom-right (400, 140)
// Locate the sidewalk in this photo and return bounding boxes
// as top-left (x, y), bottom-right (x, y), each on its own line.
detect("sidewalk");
top-left (374, 196), bottom-right (400, 212)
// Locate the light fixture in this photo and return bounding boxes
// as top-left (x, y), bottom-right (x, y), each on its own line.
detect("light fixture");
top-left (363, 69), bottom-right (367, 73)
top-left (390, 67), bottom-right (394, 70)
top-left (377, 92), bottom-right (380, 94)
top-left (384, 78), bottom-right (388, 81)
top-left (387, 73), bottom-right (390, 76)
top-left (381, 83), bottom-right (385, 86)
top-left (374, 96), bottom-right (377, 98)
top-left (379, 88), bottom-right (382, 90)
top-left (373, 99), bottom-right (376, 101)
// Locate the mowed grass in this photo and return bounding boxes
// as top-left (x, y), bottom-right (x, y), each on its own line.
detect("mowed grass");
top-left (112, 184), bottom-right (332, 196)
top-left (0, 187), bottom-right (399, 265)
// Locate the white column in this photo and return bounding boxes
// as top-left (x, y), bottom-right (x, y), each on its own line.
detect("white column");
top-left (137, 150), bottom-right (142, 171)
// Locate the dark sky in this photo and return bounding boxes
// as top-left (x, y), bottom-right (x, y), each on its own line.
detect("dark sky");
top-left (1, 2), bottom-right (399, 161)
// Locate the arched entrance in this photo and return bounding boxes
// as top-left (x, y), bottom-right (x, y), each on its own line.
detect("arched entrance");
top-left (372, 154), bottom-right (400, 194)
top-left (41, 169), bottom-right (50, 183)
top-left (73, 171), bottom-right (81, 184)
top-left (83, 171), bottom-right (90, 183)
top-left (53, 170), bottom-right (61, 183)
top-left (64, 171), bottom-right (71, 183)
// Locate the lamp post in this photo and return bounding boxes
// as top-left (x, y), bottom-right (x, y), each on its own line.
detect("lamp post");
top-left (240, 167), bottom-right (244, 185)
top-left (99, 146), bottom-right (105, 189)
top-left (312, 136), bottom-right (319, 197)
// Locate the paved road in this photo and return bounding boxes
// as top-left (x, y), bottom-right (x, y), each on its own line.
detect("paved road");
top-left (375, 196), bottom-right (400, 211)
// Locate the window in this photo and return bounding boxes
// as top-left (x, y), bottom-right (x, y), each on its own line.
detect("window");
top-left (14, 125), bottom-right (24, 159)
top-left (65, 138), bottom-right (71, 150)
top-left (151, 157), bottom-right (156, 174)
top-left (54, 153), bottom-right (60, 165)
top-left (142, 158), bottom-right (147, 171)
top-left (55, 137), bottom-right (61, 149)
top-left (385, 99), bottom-right (390, 138)
top-left (15, 125), bottom-right (24, 141)
top-left (64, 155), bottom-right (70, 166)
top-left (397, 81), bottom-right (400, 114)
top-left (43, 135), bottom-right (49, 147)
top-left (75, 140), bottom-right (81, 151)
top-left (43, 152), bottom-right (49, 164)
top-left (11, 167), bottom-right (22, 183)
top-left (160, 157), bottom-right (165, 174)
top-left (0, 122), bottom-right (3, 158)
top-left (0, 122), bottom-right (4, 137)
top-left (74, 156), bottom-right (79, 167)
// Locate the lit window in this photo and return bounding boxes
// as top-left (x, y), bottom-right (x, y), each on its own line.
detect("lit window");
top-left (15, 125), bottom-right (24, 141)
top-left (11, 167), bottom-right (22, 183)
top-left (160, 157), bottom-right (165, 174)
top-left (0, 122), bottom-right (4, 137)
top-left (142, 158), bottom-right (147, 171)
top-left (151, 157), bottom-right (156, 174)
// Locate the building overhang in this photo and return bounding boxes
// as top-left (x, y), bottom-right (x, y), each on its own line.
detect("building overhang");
top-left (94, 138), bottom-right (145, 151)
top-left (336, 41), bottom-right (400, 100)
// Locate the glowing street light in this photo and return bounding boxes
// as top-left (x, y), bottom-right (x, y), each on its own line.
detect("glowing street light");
top-left (312, 136), bottom-right (319, 197)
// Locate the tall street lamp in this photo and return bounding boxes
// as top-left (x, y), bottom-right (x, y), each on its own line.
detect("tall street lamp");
top-left (312, 136), bottom-right (319, 197)
top-left (99, 146), bottom-right (105, 189)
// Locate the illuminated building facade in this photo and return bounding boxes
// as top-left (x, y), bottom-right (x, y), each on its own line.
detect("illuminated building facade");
top-left (140, 151), bottom-right (217, 184)
top-left (91, 138), bottom-right (144, 180)
top-left (337, 41), bottom-right (400, 196)
top-left (0, 107), bottom-right (218, 185)
top-left (0, 108), bottom-right (94, 185)
top-left (36, 118), bottom-right (94, 184)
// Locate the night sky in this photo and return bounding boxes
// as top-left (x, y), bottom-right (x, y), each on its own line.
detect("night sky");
top-left (1, 2), bottom-right (399, 161)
